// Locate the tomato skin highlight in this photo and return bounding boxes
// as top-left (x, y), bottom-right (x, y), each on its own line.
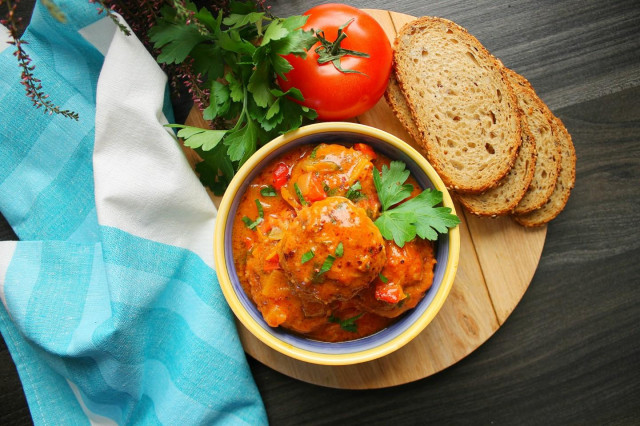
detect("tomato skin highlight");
top-left (375, 281), bottom-right (404, 304)
top-left (272, 162), bottom-right (290, 189)
top-left (277, 4), bottom-right (393, 121)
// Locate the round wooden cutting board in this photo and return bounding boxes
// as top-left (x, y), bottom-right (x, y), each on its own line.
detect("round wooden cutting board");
top-left (182, 10), bottom-right (547, 389)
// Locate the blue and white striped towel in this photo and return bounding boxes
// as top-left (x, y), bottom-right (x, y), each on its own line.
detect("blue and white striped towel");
top-left (0, 1), bottom-right (267, 424)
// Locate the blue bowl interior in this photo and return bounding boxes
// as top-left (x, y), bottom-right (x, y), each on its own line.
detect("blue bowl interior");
top-left (224, 131), bottom-right (451, 355)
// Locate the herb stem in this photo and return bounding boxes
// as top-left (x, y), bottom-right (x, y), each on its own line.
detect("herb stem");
top-left (230, 84), bottom-right (249, 132)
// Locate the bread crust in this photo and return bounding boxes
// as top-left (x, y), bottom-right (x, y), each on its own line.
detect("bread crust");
top-left (385, 72), bottom-right (423, 144)
top-left (456, 116), bottom-right (537, 216)
top-left (513, 115), bottom-right (576, 226)
top-left (507, 69), bottom-right (562, 214)
top-left (394, 17), bottom-right (522, 194)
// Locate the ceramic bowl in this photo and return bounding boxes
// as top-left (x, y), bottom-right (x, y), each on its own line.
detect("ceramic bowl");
top-left (214, 122), bottom-right (460, 365)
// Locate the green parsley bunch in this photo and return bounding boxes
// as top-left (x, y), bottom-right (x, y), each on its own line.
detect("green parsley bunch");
top-left (150, 1), bottom-right (318, 194)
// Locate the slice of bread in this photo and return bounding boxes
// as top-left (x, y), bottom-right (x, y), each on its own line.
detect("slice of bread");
top-left (393, 16), bottom-right (522, 194)
top-left (514, 115), bottom-right (576, 226)
top-left (456, 116), bottom-right (537, 216)
top-left (385, 72), bottom-right (422, 144)
top-left (506, 69), bottom-right (562, 214)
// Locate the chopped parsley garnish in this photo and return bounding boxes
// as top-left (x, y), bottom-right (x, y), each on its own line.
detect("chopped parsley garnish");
top-left (335, 242), bottom-right (344, 258)
top-left (260, 185), bottom-right (277, 197)
top-left (373, 162), bottom-right (414, 211)
top-left (373, 161), bottom-right (460, 247)
top-left (293, 182), bottom-right (308, 206)
top-left (323, 182), bottom-right (338, 196)
top-left (318, 254), bottom-right (335, 275)
top-left (310, 145), bottom-right (320, 159)
top-left (328, 312), bottom-right (365, 333)
top-left (378, 273), bottom-right (389, 283)
top-left (313, 254), bottom-right (335, 282)
top-left (345, 180), bottom-right (366, 202)
top-left (242, 199), bottom-right (264, 229)
top-left (301, 250), bottom-right (315, 264)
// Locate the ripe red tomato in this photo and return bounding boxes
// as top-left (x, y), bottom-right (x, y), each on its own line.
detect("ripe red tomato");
top-left (277, 4), bottom-right (393, 121)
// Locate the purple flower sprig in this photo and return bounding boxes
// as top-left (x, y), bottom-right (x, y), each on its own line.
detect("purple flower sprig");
top-left (2, 0), bottom-right (80, 120)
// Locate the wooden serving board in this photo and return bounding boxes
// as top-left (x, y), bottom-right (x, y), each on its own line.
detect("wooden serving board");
top-left (181, 10), bottom-right (547, 389)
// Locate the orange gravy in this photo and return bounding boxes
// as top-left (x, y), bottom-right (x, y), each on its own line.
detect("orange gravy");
top-left (231, 143), bottom-right (435, 342)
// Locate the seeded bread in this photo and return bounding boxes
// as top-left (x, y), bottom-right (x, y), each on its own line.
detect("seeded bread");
top-left (456, 116), bottom-right (537, 216)
top-left (514, 116), bottom-right (576, 226)
top-left (506, 69), bottom-right (562, 214)
top-left (393, 16), bottom-right (522, 194)
top-left (385, 72), bottom-right (422, 143)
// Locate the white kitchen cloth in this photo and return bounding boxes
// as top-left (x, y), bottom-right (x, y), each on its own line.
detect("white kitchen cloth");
top-left (0, 1), bottom-right (266, 424)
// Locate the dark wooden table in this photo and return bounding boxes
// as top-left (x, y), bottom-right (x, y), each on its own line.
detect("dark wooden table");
top-left (2, 0), bottom-right (639, 424)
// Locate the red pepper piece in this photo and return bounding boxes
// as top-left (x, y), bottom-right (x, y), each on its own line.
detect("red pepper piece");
top-left (272, 162), bottom-right (290, 189)
top-left (374, 281), bottom-right (404, 304)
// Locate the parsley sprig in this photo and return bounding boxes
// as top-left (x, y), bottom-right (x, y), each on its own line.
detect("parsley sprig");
top-left (151, 1), bottom-right (318, 195)
top-left (373, 161), bottom-right (460, 247)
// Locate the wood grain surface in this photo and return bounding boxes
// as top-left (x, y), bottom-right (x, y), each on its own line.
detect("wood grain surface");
top-left (2, 0), bottom-right (639, 424)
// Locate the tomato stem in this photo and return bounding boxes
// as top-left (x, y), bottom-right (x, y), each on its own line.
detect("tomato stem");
top-left (314, 19), bottom-right (370, 75)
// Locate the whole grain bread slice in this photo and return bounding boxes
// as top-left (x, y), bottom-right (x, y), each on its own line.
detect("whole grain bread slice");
top-left (506, 69), bottom-right (562, 214)
top-left (456, 116), bottom-right (537, 216)
top-left (385, 72), bottom-right (422, 144)
top-left (514, 115), bottom-right (576, 226)
top-left (393, 16), bottom-right (522, 194)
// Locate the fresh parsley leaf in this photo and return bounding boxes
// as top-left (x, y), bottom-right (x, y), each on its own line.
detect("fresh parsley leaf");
top-left (301, 250), bottom-right (314, 264)
top-left (203, 80), bottom-right (231, 120)
top-left (278, 96), bottom-right (318, 133)
top-left (379, 273), bottom-right (389, 283)
top-left (191, 44), bottom-right (224, 80)
top-left (279, 15), bottom-right (309, 32)
top-left (328, 312), bottom-right (364, 333)
top-left (248, 61), bottom-right (273, 108)
top-left (195, 143), bottom-right (234, 196)
top-left (374, 189), bottom-right (460, 247)
top-left (260, 185), bottom-right (277, 197)
top-left (372, 161), bottom-right (460, 246)
top-left (153, 1), bottom-right (320, 193)
top-left (222, 12), bottom-right (265, 29)
top-left (224, 119), bottom-right (257, 165)
top-left (166, 124), bottom-right (227, 151)
top-left (225, 73), bottom-right (244, 103)
top-left (373, 161), bottom-right (414, 211)
top-left (261, 19), bottom-right (289, 45)
top-left (374, 211), bottom-right (417, 248)
top-left (387, 189), bottom-right (461, 241)
top-left (149, 22), bottom-right (205, 64)
top-left (335, 242), bottom-right (344, 258)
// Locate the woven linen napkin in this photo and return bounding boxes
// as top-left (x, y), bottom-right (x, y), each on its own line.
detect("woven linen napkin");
top-left (0, 1), bottom-right (266, 424)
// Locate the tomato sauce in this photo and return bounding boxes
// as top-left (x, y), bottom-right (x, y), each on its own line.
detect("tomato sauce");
top-left (231, 143), bottom-right (436, 342)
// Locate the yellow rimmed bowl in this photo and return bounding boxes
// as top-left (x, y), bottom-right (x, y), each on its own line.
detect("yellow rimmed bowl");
top-left (214, 122), bottom-right (460, 365)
